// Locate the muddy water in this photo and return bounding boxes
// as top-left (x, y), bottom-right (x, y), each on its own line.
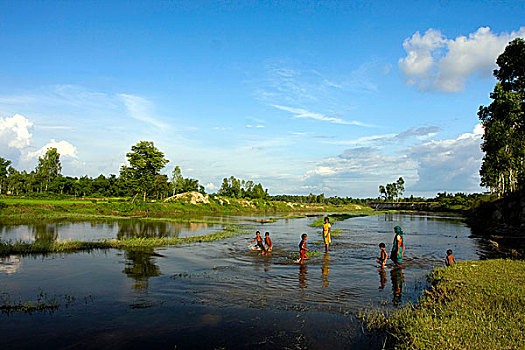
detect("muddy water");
top-left (0, 213), bottom-right (486, 349)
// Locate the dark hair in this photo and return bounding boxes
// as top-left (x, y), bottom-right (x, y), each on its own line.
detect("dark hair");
top-left (265, 232), bottom-right (269, 236)
top-left (447, 249), bottom-right (453, 255)
top-left (379, 243), bottom-right (385, 248)
top-left (256, 231), bottom-right (260, 234)
top-left (324, 217), bottom-right (329, 222)
top-left (301, 233), bottom-right (307, 240)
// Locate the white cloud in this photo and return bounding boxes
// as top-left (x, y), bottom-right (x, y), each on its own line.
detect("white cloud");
top-left (117, 94), bottom-right (168, 129)
top-left (246, 124), bottom-right (265, 128)
top-left (406, 124), bottom-right (483, 192)
top-left (399, 26), bottom-right (525, 92)
top-left (272, 104), bottom-right (374, 126)
top-left (205, 182), bottom-right (217, 192)
top-left (25, 139), bottom-right (78, 160)
top-left (0, 114), bottom-right (33, 149)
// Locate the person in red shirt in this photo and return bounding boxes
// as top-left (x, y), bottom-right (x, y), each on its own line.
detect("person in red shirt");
top-left (296, 233), bottom-right (309, 264)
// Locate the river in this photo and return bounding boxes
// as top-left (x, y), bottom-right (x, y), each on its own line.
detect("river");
top-left (0, 212), bottom-right (490, 349)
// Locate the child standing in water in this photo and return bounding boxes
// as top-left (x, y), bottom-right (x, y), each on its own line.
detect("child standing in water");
top-left (445, 249), bottom-right (456, 266)
top-left (322, 217), bottom-right (331, 252)
top-left (250, 231), bottom-right (266, 254)
top-left (296, 233), bottom-right (309, 264)
top-left (264, 232), bottom-right (273, 252)
top-left (376, 242), bottom-right (388, 269)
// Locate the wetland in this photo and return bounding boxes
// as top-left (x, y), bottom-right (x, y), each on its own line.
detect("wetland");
top-left (0, 212), bottom-right (497, 349)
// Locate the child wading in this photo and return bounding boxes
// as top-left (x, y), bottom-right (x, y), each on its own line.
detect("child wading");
top-left (296, 233), bottom-right (309, 264)
top-left (322, 217), bottom-right (331, 252)
top-left (377, 242), bottom-right (388, 269)
top-left (390, 226), bottom-right (405, 267)
top-left (445, 249), bottom-right (456, 266)
top-left (264, 232), bottom-right (273, 252)
top-left (250, 231), bottom-right (266, 254)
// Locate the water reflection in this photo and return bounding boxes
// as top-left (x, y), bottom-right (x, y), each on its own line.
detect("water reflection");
top-left (321, 253), bottom-right (330, 287)
top-left (378, 268), bottom-right (387, 290)
top-left (298, 264), bottom-right (307, 289)
top-left (0, 220), bottom-right (220, 242)
top-left (32, 224), bottom-right (58, 242)
top-left (122, 249), bottom-right (162, 293)
top-left (391, 268), bottom-right (404, 305)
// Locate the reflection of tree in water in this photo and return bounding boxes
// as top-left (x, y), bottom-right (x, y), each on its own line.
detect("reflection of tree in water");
top-left (116, 220), bottom-right (211, 239)
top-left (122, 249), bottom-right (162, 293)
top-left (31, 224), bottom-right (58, 241)
top-left (117, 221), bottom-right (179, 239)
top-left (390, 267), bottom-right (404, 305)
top-left (321, 253), bottom-right (330, 287)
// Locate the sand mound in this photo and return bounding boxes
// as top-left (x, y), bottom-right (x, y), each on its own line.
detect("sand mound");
top-left (164, 191), bottom-right (210, 204)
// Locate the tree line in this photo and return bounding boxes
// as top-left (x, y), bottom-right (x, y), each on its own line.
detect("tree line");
top-left (479, 38), bottom-right (525, 196)
top-left (0, 140), bottom-right (273, 201)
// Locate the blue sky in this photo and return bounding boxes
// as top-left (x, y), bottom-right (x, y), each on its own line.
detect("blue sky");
top-left (0, 0), bottom-right (524, 197)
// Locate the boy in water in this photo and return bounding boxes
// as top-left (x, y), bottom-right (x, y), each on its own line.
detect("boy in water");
top-left (264, 232), bottom-right (273, 252)
top-left (323, 217), bottom-right (331, 252)
top-left (376, 242), bottom-right (388, 269)
top-left (296, 233), bottom-right (309, 264)
top-left (445, 249), bottom-right (456, 266)
top-left (250, 231), bottom-right (266, 254)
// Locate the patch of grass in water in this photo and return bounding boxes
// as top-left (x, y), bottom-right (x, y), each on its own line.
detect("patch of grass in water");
top-left (361, 259), bottom-right (525, 350)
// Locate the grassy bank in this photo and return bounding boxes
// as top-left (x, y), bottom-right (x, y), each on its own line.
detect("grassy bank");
top-left (364, 260), bottom-right (525, 349)
top-left (309, 211), bottom-right (382, 227)
top-left (0, 197), bottom-right (371, 224)
top-left (0, 225), bottom-right (249, 257)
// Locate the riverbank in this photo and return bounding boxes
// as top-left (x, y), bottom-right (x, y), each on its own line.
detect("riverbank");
top-left (0, 196), bottom-right (372, 224)
top-left (364, 259), bottom-right (525, 349)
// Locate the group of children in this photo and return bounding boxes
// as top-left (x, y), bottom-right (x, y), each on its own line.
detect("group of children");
top-left (251, 219), bottom-right (457, 268)
top-left (249, 230), bottom-right (273, 255)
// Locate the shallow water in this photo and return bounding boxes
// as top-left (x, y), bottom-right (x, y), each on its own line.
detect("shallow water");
top-left (0, 213), bottom-right (486, 349)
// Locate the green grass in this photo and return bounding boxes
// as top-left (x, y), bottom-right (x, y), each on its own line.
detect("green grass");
top-left (309, 211), bottom-right (378, 227)
top-left (362, 260), bottom-right (525, 350)
top-left (0, 225), bottom-right (249, 257)
top-left (0, 197), bottom-right (373, 225)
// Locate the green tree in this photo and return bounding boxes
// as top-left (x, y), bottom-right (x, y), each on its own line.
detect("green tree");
top-left (396, 177), bottom-right (405, 199)
top-left (120, 141), bottom-right (169, 201)
top-left (479, 38), bottom-right (525, 195)
top-left (0, 157), bottom-right (12, 194)
top-left (36, 148), bottom-right (62, 192)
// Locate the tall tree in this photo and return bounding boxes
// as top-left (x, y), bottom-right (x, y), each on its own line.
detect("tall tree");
top-left (120, 141), bottom-right (169, 201)
top-left (0, 157), bottom-right (12, 194)
top-left (479, 38), bottom-right (525, 195)
top-left (36, 148), bottom-right (62, 192)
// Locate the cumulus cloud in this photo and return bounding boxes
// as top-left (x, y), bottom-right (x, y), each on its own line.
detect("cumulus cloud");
top-left (302, 147), bottom-right (418, 196)
top-left (407, 124), bottom-right (484, 192)
top-left (0, 114), bottom-right (33, 149)
top-left (272, 104), bottom-right (374, 126)
top-left (399, 26), bottom-right (525, 92)
top-left (205, 183), bottom-right (217, 192)
top-left (25, 139), bottom-right (78, 160)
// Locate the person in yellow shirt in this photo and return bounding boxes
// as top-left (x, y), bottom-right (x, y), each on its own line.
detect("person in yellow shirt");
top-left (322, 217), bottom-right (331, 252)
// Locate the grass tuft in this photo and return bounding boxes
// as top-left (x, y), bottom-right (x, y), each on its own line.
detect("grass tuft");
top-left (363, 259), bottom-right (525, 350)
